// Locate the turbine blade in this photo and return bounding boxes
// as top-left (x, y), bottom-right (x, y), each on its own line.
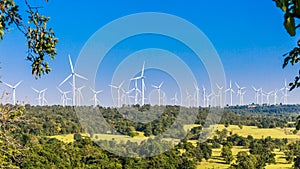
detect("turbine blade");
top-left (75, 73), bottom-right (88, 80)
top-left (141, 62), bottom-right (145, 77)
top-left (159, 82), bottom-right (164, 88)
top-left (32, 87), bottom-right (39, 93)
top-left (68, 54), bottom-right (74, 73)
top-left (59, 74), bottom-right (72, 86)
top-left (57, 87), bottom-right (63, 94)
top-left (2, 82), bottom-right (13, 88)
top-left (14, 81), bottom-right (22, 88)
top-left (235, 82), bottom-right (240, 89)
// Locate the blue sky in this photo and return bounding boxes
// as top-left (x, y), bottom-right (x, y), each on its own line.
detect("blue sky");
top-left (0, 0), bottom-right (299, 106)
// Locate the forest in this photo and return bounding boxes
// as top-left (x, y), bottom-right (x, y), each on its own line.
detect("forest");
top-left (0, 104), bottom-right (299, 168)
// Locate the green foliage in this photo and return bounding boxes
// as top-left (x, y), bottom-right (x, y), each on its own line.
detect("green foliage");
top-left (274, 0), bottom-right (300, 90)
top-left (221, 145), bottom-right (234, 164)
top-left (0, 0), bottom-right (58, 79)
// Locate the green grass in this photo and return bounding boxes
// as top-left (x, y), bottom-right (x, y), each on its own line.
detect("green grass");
top-left (215, 125), bottom-right (300, 140)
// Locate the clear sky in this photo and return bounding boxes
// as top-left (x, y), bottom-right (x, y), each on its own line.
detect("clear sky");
top-left (0, 0), bottom-right (299, 106)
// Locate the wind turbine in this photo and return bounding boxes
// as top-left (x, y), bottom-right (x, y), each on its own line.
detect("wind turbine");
top-left (202, 85), bottom-right (206, 107)
top-left (171, 92), bottom-right (179, 105)
top-left (280, 80), bottom-right (289, 105)
top-left (186, 89), bottom-right (192, 107)
top-left (32, 87), bottom-right (47, 106)
top-left (260, 88), bottom-right (265, 105)
top-left (264, 91), bottom-right (273, 105)
top-left (130, 78), bottom-right (141, 105)
top-left (57, 87), bottom-right (71, 106)
top-left (132, 62), bottom-right (146, 105)
top-left (109, 81), bottom-right (124, 107)
top-left (90, 88), bottom-right (103, 107)
top-left (3, 81), bottom-right (22, 105)
top-left (41, 89), bottom-right (48, 106)
top-left (273, 89), bottom-right (279, 105)
top-left (194, 83), bottom-right (200, 107)
top-left (121, 88), bottom-right (135, 105)
top-left (216, 84), bottom-right (223, 107)
top-left (59, 55), bottom-right (88, 106)
top-left (152, 82), bottom-right (164, 106)
top-left (225, 80), bottom-right (235, 106)
top-left (76, 86), bottom-right (85, 106)
top-left (252, 86), bottom-right (261, 105)
top-left (235, 82), bottom-right (246, 106)
top-left (241, 91), bottom-right (246, 105)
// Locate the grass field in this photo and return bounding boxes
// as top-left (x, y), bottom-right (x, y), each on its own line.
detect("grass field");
top-left (197, 147), bottom-right (293, 169)
top-left (50, 125), bottom-right (299, 168)
top-left (215, 125), bottom-right (300, 140)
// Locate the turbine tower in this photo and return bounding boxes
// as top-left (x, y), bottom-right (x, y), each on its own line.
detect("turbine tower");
top-left (41, 90), bottom-right (48, 106)
top-left (59, 55), bottom-right (88, 106)
top-left (216, 84), bottom-right (223, 107)
top-left (186, 89), bottom-right (192, 107)
top-left (235, 82), bottom-right (246, 106)
top-left (121, 88), bottom-right (134, 105)
top-left (202, 85), bottom-right (206, 107)
top-left (152, 82), bottom-right (164, 106)
top-left (225, 80), bottom-right (235, 106)
top-left (90, 88), bottom-right (103, 107)
top-left (76, 86), bottom-right (85, 106)
top-left (32, 87), bottom-right (47, 106)
top-left (194, 83), bottom-right (200, 107)
top-left (109, 81), bottom-right (124, 107)
top-left (130, 78), bottom-right (141, 105)
top-left (273, 89), bottom-right (279, 105)
top-left (265, 91), bottom-right (273, 105)
top-left (252, 86), bottom-right (261, 105)
top-left (3, 81), bottom-right (22, 105)
top-left (281, 80), bottom-right (289, 105)
top-left (171, 92), bottom-right (178, 105)
top-left (57, 87), bottom-right (71, 106)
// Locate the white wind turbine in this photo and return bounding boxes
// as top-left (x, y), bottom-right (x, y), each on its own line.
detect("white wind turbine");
top-left (273, 89), bottom-right (279, 105)
top-left (3, 81), bottom-right (22, 105)
top-left (235, 82), bottom-right (246, 106)
top-left (186, 89), bottom-right (193, 107)
top-left (57, 87), bottom-right (71, 106)
top-left (260, 88), bottom-right (265, 105)
top-left (202, 85), bottom-right (206, 107)
top-left (264, 91), bottom-right (273, 105)
top-left (76, 86), bottom-right (85, 106)
top-left (130, 78), bottom-right (141, 105)
top-left (132, 62), bottom-right (146, 105)
top-left (241, 91), bottom-right (246, 105)
top-left (225, 80), bottom-right (235, 106)
top-left (152, 82), bottom-right (164, 106)
top-left (32, 87), bottom-right (47, 106)
top-left (193, 83), bottom-right (200, 107)
top-left (216, 84), bottom-right (223, 107)
top-left (121, 88), bottom-right (135, 105)
top-left (90, 88), bottom-right (103, 107)
top-left (59, 55), bottom-right (88, 106)
top-left (171, 92), bottom-right (178, 105)
top-left (41, 89), bottom-right (48, 106)
top-left (280, 80), bottom-right (289, 105)
top-left (252, 86), bottom-right (261, 105)
top-left (109, 81), bottom-right (124, 107)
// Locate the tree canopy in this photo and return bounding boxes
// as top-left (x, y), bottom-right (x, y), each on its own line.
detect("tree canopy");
top-left (0, 0), bottom-right (58, 79)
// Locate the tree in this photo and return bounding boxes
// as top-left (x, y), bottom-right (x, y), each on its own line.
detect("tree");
top-left (221, 145), bottom-right (234, 164)
top-left (233, 151), bottom-right (257, 169)
top-left (0, 104), bottom-right (25, 168)
top-left (273, 0), bottom-right (300, 90)
top-left (0, 0), bottom-right (58, 78)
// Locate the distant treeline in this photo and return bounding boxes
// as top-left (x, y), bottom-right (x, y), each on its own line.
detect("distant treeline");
top-left (15, 104), bottom-right (299, 137)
